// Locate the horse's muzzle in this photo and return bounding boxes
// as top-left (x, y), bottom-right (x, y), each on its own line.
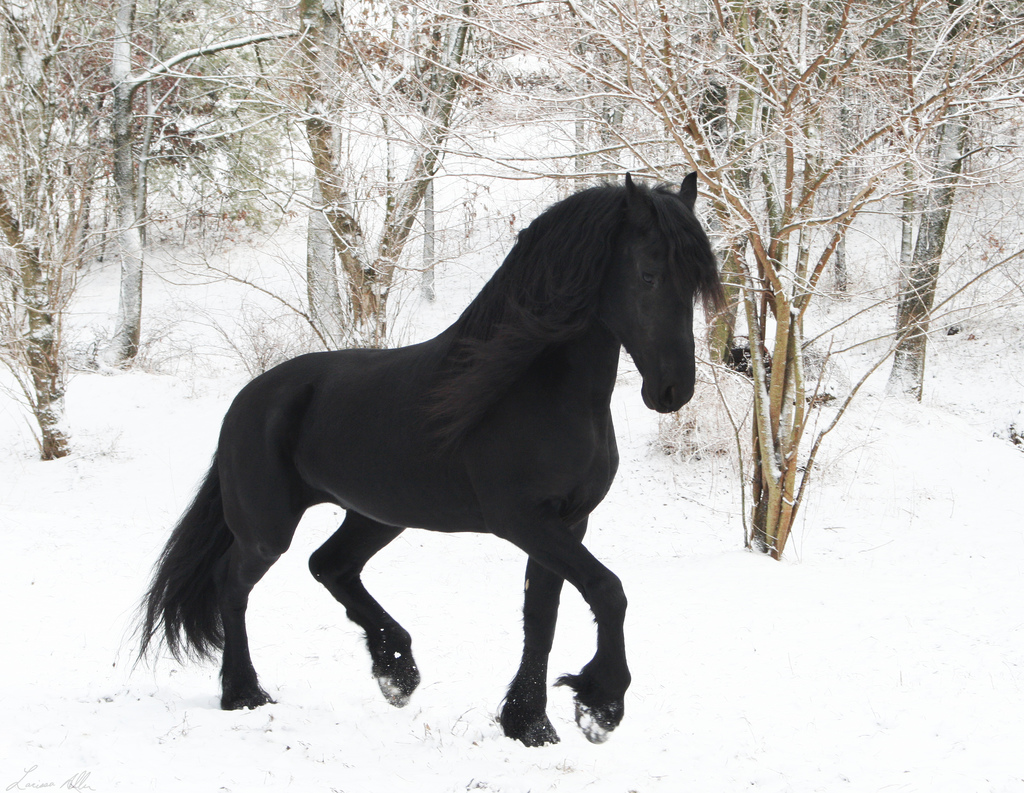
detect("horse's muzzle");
top-left (641, 379), bottom-right (694, 413)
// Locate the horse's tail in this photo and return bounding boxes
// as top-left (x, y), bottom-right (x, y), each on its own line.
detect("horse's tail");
top-left (138, 456), bottom-right (234, 663)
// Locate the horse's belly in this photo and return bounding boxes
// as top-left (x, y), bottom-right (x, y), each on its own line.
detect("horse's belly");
top-left (295, 432), bottom-right (484, 531)
top-left (330, 484), bottom-right (484, 533)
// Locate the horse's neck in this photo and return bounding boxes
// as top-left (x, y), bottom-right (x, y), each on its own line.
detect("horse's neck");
top-left (542, 320), bottom-right (622, 411)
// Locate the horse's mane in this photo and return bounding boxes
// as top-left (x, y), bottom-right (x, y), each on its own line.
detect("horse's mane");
top-left (430, 180), bottom-right (723, 449)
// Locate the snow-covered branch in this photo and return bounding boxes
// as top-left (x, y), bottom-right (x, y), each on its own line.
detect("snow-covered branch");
top-left (129, 29), bottom-right (300, 92)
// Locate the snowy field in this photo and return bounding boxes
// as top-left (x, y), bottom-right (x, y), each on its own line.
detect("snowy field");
top-left (2, 214), bottom-right (1023, 792)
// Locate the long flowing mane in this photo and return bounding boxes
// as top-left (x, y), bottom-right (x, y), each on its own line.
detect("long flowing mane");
top-left (430, 180), bottom-right (722, 448)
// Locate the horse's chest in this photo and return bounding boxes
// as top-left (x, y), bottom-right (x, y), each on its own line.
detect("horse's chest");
top-left (464, 374), bottom-right (620, 526)
top-left (564, 427), bottom-right (618, 517)
top-left (523, 410), bottom-right (619, 522)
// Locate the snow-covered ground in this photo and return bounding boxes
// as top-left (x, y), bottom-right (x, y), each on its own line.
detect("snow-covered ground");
top-left (2, 213), bottom-right (1023, 792)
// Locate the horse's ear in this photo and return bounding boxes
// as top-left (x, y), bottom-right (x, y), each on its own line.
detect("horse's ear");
top-left (625, 172), bottom-right (638, 200)
top-left (679, 172), bottom-right (698, 211)
top-left (625, 172), bottom-right (652, 223)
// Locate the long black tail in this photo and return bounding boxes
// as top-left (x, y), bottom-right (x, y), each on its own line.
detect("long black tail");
top-left (138, 457), bottom-right (234, 662)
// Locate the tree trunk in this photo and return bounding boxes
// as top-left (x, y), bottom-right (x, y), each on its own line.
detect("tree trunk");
top-left (0, 194), bottom-right (69, 460)
top-left (421, 177), bottom-right (436, 302)
top-left (367, 3), bottom-right (474, 342)
top-left (104, 0), bottom-right (144, 366)
top-left (20, 245), bottom-right (69, 459)
top-left (136, 80), bottom-right (156, 249)
top-left (303, 113), bottom-right (370, 340)
top-left (707, 25), bottom-right (756, 365)
top-left (832, 154), bottom-right (851, 295)
top-left (888, 114), bottom-right (968, 399)
top-left (707, 239), bottom-right (743, 363)
top-left (300, 0), bottom-right (369, 344)
top-left (746, 286), bottom-right (805, 559)
top-left (306, 179), bottom-right (347, 347)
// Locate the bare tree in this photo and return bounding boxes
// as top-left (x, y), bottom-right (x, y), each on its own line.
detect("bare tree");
top-left (0, 0), bottom-right (104, 458)
top-left (887, 0), bottom-right (976, 398)
top-left (298, 0), bottom-right (475, 348)
top-left (298, 0), bottom-right (360, 348)
top-left (888, 111), bottom-right (969, 397)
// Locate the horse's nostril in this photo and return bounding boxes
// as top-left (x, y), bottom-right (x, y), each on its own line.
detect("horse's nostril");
top-left (662, 384), bottom-right (677, 407)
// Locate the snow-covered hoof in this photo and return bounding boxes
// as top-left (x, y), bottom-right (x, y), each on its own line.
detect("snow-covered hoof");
top-left (372, 652), bottom-right (420, 708)
top-left (555, 671), bottom-right (625, 743)
top-left (573, 698), bottom-right (622, 744)
top-left (368, 634), bottom-right (420, 708)
top-left (376, 672), bottom-right (416, 707)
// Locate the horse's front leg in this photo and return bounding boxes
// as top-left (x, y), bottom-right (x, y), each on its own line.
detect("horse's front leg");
top-left (498, 516), bottom-right (630, 745)
top-left (500, 518), bottom-right (587, 746)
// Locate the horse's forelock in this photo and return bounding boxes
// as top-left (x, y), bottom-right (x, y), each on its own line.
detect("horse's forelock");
top-left (648, 183), bottom-right (725, 314)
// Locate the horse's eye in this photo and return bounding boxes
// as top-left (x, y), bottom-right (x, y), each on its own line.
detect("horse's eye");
top-left (642, 272), bottom-right (656, 285)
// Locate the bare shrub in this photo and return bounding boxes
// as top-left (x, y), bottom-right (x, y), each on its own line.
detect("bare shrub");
top-left (655, 366), bottom-right (753, 465)
top-left (1006, 408), bottom-right (1024, 451)
top-left (211, 303), bottom-right (318, 378)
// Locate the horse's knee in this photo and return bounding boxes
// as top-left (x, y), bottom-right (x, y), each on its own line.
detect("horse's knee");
top-left (587, 572), bottom-right (627, 622)
top-left (308, 547), bottom-right (337, 583)
top-left (308, 545), bottom-right (358, 587)
top-left (308, 547), bottom-right (327, 582)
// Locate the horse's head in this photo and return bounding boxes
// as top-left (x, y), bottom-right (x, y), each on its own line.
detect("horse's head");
top-left (600, 173), bottom-right (722, 413)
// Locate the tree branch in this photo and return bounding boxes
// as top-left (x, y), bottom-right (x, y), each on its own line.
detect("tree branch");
top-left (130, 29), bottom-right (300, 91)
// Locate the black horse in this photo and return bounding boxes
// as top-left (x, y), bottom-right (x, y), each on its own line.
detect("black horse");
top-left (139, 173), bottom-right (722, 746)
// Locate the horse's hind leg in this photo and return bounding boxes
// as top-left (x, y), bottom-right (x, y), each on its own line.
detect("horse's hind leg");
top-left (308, 511), bottom-right (420, 707)
top-left (500, 518), bottom-right (587, 747)
top-left (216, 540), bottom-right (284, 710)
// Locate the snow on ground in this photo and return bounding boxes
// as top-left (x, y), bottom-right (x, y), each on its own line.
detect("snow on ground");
top-left (2, 221), bottom-right (1024, 792)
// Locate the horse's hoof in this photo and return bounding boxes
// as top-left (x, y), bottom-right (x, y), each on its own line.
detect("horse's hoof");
top-left (374, 655), bottom-right (420, 707)
top-left (500, 708), bottom-right (561, 747)
top-left (573, 698), bottom-right (623, 744)
top-left (371, 644), bottom-right (420, 707)
top-left (514, 716), bottom-right (561, 747)
top-left (221, 686), bottom-right (275, 710)
top-left (377, 674), bottom-right (414, 707)
top-left (555, 671), bottom-right (625, 743)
